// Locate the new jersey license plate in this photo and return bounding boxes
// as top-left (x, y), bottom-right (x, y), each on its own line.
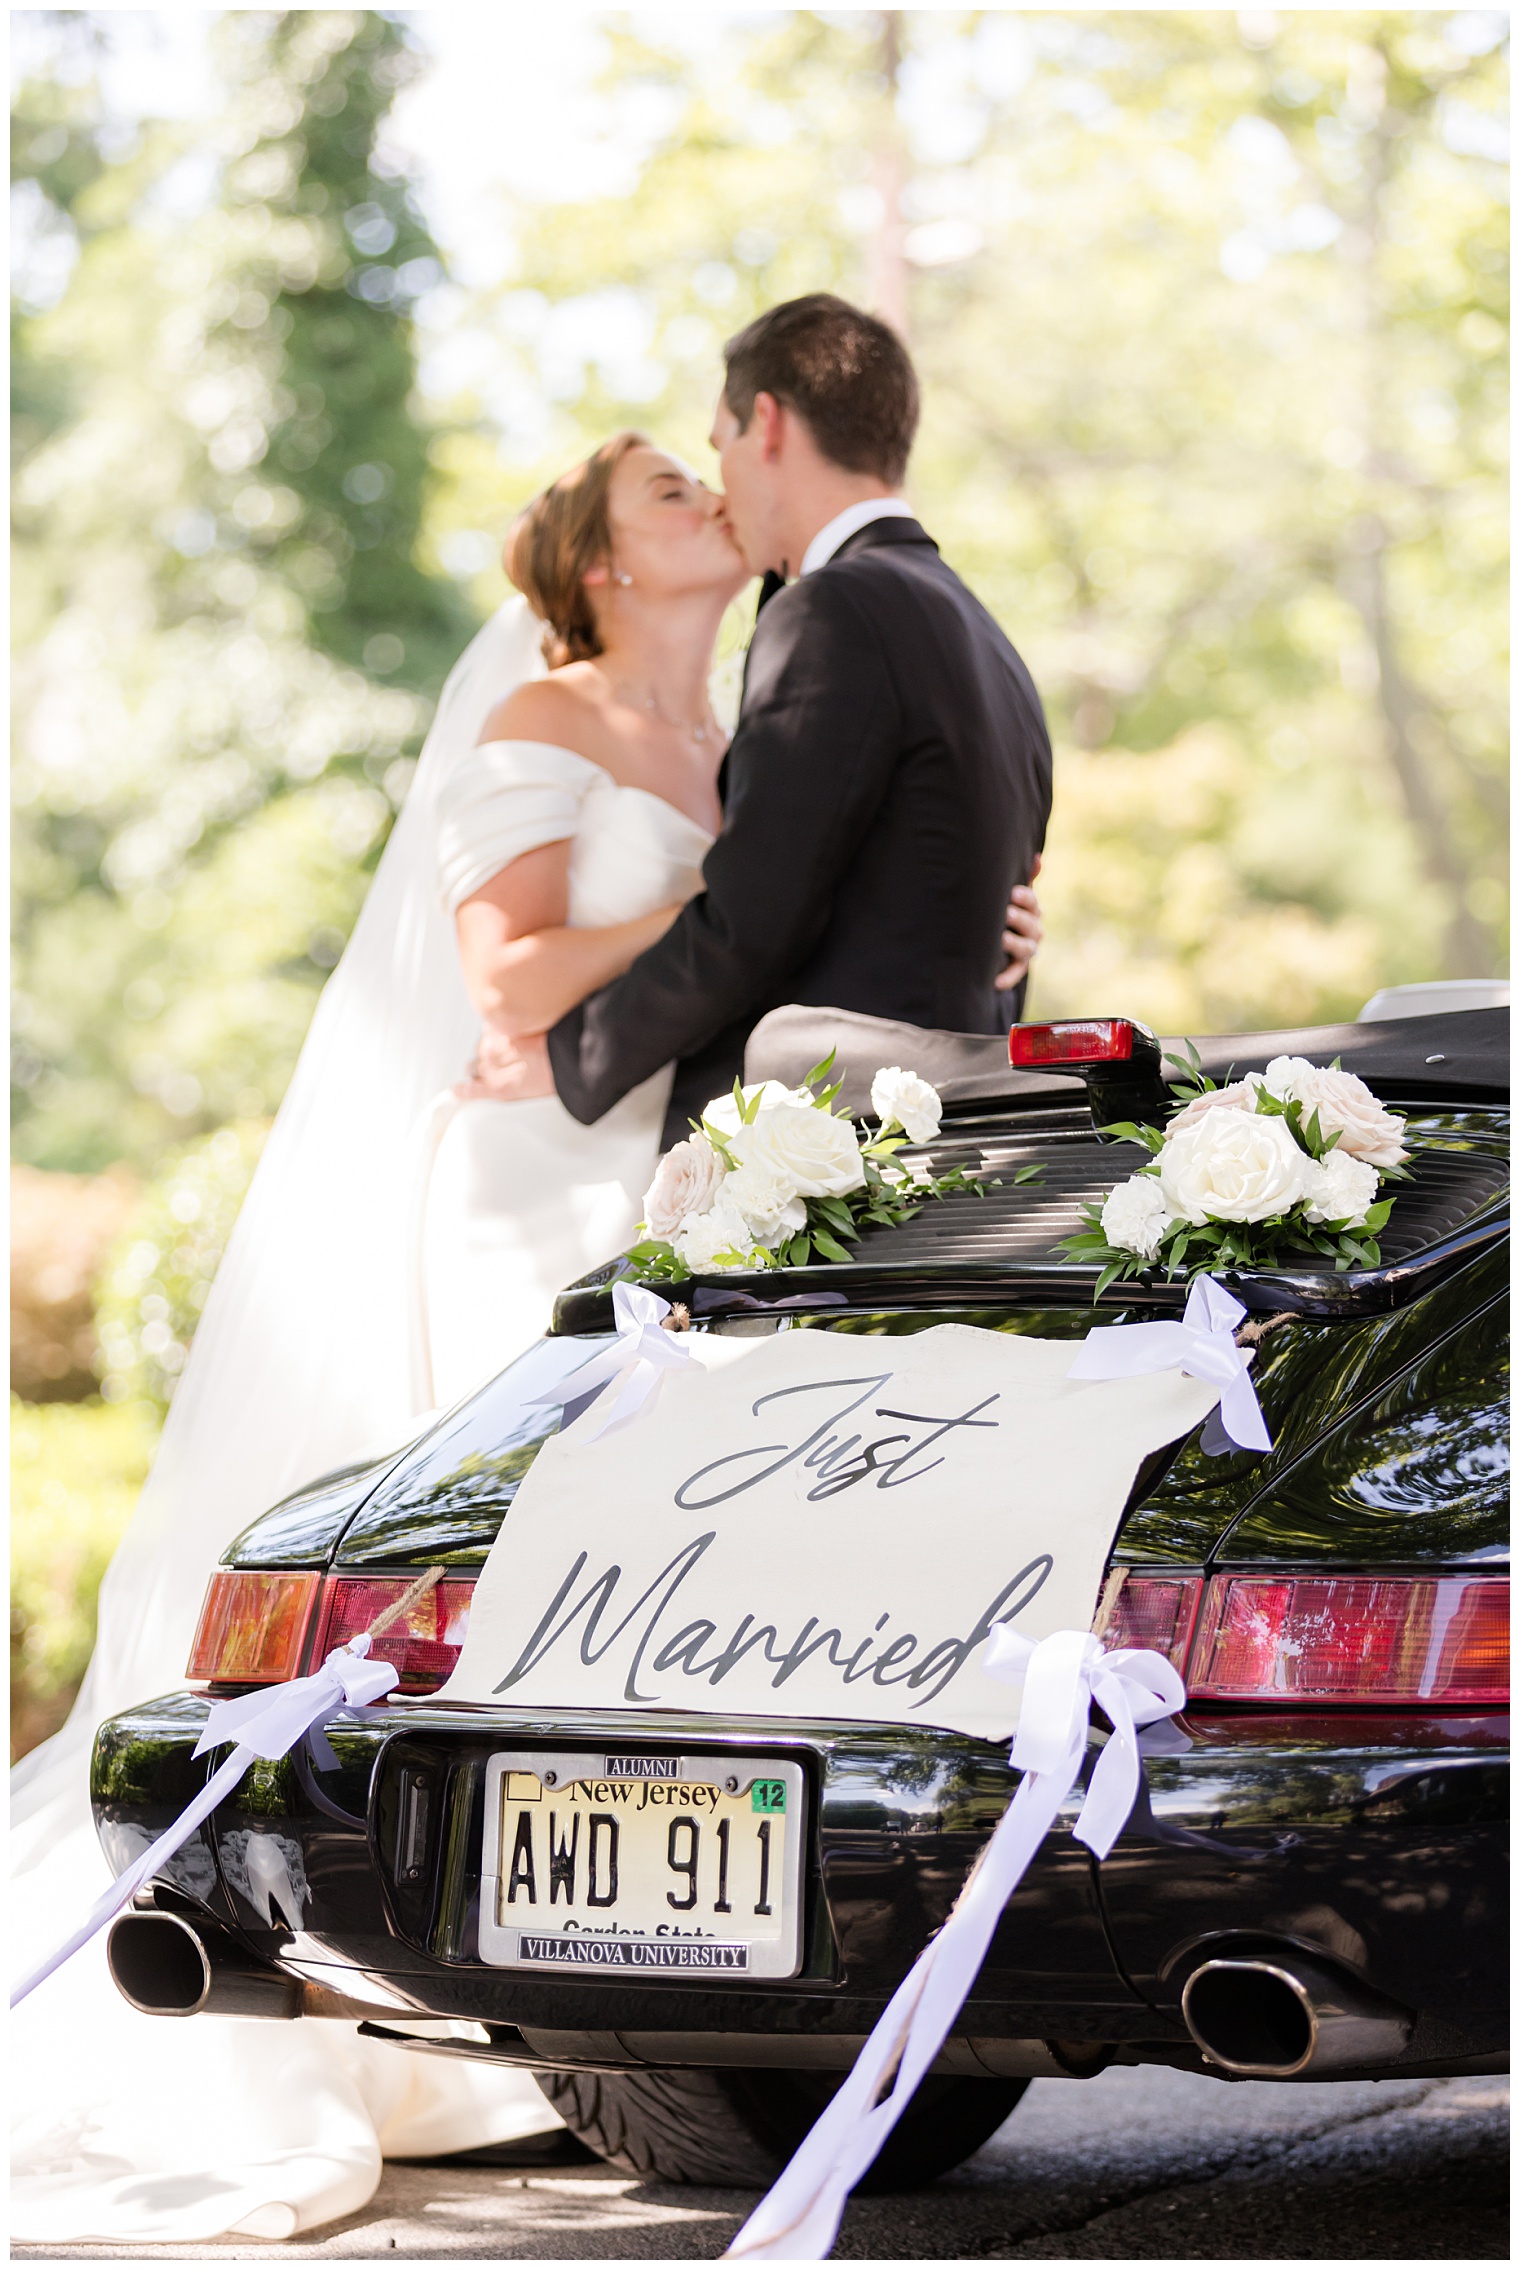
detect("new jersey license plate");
top-left (478, 1749), bottom-right (806, 1979)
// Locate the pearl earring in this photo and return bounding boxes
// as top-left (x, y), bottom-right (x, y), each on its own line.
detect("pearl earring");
top-left (616, 572), bottom-right (633, 587)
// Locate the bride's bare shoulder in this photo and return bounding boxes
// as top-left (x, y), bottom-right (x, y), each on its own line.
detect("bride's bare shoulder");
top-left (476, 665), bottom-right (606, 753)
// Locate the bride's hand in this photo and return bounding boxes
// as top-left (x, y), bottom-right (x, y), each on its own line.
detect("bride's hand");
top-left (994, 855), bottom-right (1044, 992)
top-left (455, 1027), bottom-right (556, 1102)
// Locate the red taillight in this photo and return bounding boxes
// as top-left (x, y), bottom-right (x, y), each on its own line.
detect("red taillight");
top-left (1009, 1018), bottom-right (1140, 1068)
top-left (187, 1570), bottom-right (321, 1684)
top-left (1106, 1574), bottom-right (1203, 1671)
top-left (1187, 1574), bottom-right (1509, 1707)
top-left (311, 1574), bottom-right (476, 1694)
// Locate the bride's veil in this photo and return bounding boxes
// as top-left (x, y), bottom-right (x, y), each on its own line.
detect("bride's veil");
top-left (14, 595), bottom-right (546, 1839)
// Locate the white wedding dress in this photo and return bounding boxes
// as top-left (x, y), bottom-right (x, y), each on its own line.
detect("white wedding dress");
top-left (419, 739), bottom-right (711, 1410)
top-left (10, 600), bottom-right (710, 2244)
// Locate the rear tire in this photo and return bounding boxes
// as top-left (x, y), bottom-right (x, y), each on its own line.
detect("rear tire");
top-left (535, 2065), bottom-right (1027, 2190)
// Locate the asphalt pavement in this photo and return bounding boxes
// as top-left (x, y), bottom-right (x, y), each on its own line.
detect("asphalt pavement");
top-left (16, 2067), bottom-right (1506, 2261)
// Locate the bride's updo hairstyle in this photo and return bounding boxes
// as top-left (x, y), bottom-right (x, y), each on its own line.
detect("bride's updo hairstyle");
top-left (507, 429), bottom-right (651, 668)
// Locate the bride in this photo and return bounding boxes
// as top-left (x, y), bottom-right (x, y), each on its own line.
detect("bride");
top-left (10, 432), bottom-right (749, 2245)
top-left (419, 430), bottom-right (746, 1408)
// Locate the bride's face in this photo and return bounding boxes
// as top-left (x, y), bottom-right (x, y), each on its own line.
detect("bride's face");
top-left (600, 445), bottom-right (749, 604)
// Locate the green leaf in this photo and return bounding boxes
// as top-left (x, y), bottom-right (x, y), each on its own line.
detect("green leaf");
top-left (802, 1048), bottom-right (838, 1090)
top-left (811, 1225), bottom-right (853, 1264)
top-left (1013, 1163), bottom-right (1045, 1184)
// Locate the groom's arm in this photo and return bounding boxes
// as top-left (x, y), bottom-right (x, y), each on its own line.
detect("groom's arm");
top-left (547, 578), bottom-right (900, 1125)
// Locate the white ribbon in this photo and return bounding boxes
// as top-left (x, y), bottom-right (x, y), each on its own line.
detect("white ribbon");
top-left (10, 1640), bottom-right (399, 2008)
top-left (1065, 1274), bottom-right (1271, 1455)
top-left (530, 1281), bottom-right (700, 1442)
top-left (725, 1625), bottom-right (1184, 2262)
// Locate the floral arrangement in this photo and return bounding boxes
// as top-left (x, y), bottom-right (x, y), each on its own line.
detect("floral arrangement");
top-left (1064, 1047), bottom-right (1411, 1294)
top-left (628, 1058), bottom-right (1019, 1280)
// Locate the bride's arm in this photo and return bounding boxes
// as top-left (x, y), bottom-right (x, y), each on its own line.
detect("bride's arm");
top-left (455, 840), bottom-right (683, 1040)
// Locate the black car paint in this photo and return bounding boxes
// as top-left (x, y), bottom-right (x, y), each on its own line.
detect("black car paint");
top-left (93, 1094), bottom-right (1510, 2075)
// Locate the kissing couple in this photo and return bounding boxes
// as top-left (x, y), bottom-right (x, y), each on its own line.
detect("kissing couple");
top-left (420, 290), bottom-right (1054, 1406)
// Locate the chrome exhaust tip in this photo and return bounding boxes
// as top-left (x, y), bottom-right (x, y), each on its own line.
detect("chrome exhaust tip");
top-left (106, 1911), bottom-right (302, 2020)
top-left (1181, 1955), bottom-right (1412, 2078)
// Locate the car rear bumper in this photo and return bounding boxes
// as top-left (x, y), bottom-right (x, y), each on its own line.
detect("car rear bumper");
top-left (92, 1694), bottom-right (1508, 2079)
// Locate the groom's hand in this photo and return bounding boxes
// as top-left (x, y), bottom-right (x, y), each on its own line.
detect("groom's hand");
top-left (995, 855), bottom-right (1044, 992)
top-left (455, 1027), bottom-right (556, 1102)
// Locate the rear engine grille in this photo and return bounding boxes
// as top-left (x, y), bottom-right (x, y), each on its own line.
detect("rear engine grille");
top-left (855, 1141), bottom-right (1507, 1272)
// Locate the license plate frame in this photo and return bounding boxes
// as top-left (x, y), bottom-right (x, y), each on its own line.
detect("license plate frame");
top-left (478, 1748), bottom-right (807, 1981)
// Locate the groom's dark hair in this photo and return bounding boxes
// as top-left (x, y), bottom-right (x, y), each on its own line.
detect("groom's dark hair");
top-left (722, 295), bottom-right (919, 486)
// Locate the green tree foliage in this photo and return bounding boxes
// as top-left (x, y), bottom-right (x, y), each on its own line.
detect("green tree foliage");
top-left (10, 1394), bottom-right (160, 1758)
top-left (211, 11), bottom-right (467, 686)
top-left (12, 13), bottom-right (466, 1172)
top-left (436, 9), bottom-right (1506, 1030)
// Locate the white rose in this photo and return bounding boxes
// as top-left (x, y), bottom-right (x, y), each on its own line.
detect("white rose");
top-left (730, 1101), bottom-right (866, 1198)
top-left (1163, 1078), bottom-right (1257, 1140)
top-left (1158, 1108), bottom-right (1313, 1226)
top-left (1303, 1146), bottom-right (1381, 1227)
top-left (723, 1160), bottom-right (807, 1247)
top-left (870, 1066), bottom-right (943, 1144)
top-left (1259, 1056), bottom-right (1408, 1168)
top-left (701, 1080), bottom-right (812, 1139)
top-left (1099, 1173), bottom-right (1172, 1260)
top-left (642, 1134), bottom-right (726, 1241)
top-left (674, 1193), bottom-right (755, 1273)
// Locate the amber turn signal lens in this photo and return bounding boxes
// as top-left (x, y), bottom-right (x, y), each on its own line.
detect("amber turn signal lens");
top-left (186, 1570), bottom-right (321, 1684)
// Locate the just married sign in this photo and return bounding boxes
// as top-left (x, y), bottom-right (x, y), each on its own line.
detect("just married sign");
top-left (439, 1324), bottom-right (1219, 1739)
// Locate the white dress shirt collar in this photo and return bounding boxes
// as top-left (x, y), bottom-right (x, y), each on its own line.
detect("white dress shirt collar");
top-left (798, 497), bottom-right (917, 577)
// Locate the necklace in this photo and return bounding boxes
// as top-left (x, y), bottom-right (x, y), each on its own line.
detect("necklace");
top-left (613, 677), bottom-right (722, 747)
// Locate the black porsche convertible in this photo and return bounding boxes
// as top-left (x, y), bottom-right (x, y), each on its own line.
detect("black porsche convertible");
top-left (94, 1005), bottom-right (1507, 2191)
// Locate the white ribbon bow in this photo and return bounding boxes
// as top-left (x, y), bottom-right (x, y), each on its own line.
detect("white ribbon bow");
top-left (1065, 1273), bottom-right (1271, 1455)
top-left (10, 1640), bottom-right (399, 2009)
top-left (530, 1281), bottom-right (700, 1442)
top-left (726, 1624), bottom-right (1185, 2262)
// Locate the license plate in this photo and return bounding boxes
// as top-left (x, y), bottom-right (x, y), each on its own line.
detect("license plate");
top-left (479, 1749), bottom-right (806, 1980)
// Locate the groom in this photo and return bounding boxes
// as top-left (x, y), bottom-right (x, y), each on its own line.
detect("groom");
top-left (549, 293), bottom-right (1053, 1148)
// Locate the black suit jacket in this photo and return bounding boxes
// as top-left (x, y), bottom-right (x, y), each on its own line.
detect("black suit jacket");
top-left (548, 517), bottom-right (1052, 1147)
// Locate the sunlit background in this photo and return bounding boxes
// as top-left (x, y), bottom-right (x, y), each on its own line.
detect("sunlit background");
top-left (11, 8), bottom-right (1508, 1753)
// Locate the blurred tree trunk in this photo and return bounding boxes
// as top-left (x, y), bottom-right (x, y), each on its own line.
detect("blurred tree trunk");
top-left (866, 12), bottom-right (909, 341)
top-left (1338, 34), bottom-right (1496, 978)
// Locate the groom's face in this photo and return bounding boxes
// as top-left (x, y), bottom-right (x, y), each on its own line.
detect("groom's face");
top-left (710, 393), bottom-right (781, 577)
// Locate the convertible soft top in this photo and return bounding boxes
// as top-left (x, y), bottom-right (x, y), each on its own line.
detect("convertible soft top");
top-left (746, 1004), bottom-right (1509, 1117)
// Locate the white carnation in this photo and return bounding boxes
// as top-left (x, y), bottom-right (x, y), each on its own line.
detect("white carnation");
top-left (642, 1134), bottom-right (726, 1241)
top-left (730, 1100), bottom-right (866, 1198)
top-left (723, 1160), bottom-right (808, 1247)
top-left (870, 1066), bottom-right (943, 1144)
top-left (701, 1080), bottom-right (812, 1139)
top-left (1099, 1173), bottom-right (1171, 1260)
top-left (1159, 1108), bottom-right (1313, 1226)
top-left (1259, 1056), bottom-right (1408, 1168)
top-left (673, 1193), bottom-right (755, 1273)
top-left (1303, 1146), bottom-right (1381, 1227)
